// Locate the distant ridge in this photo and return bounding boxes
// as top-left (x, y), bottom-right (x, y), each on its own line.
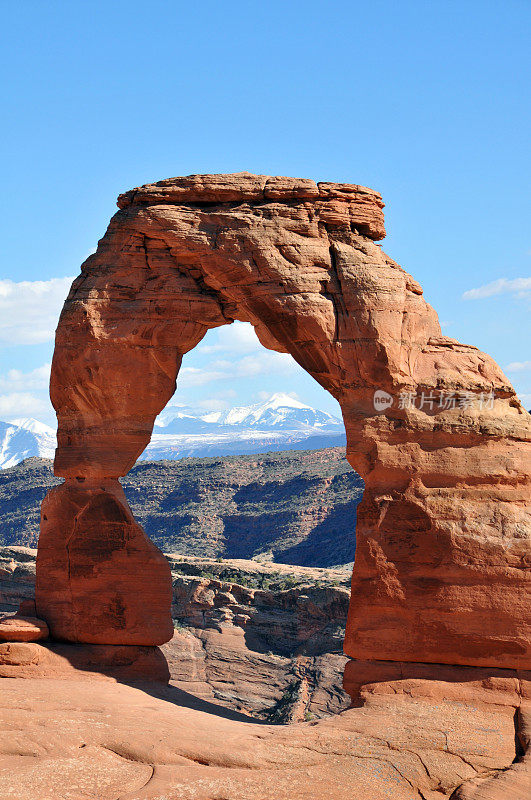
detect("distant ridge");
top-left (0, 447), bottom-right (362, 567)
top-left (0, 393), bottom-right (345, 468)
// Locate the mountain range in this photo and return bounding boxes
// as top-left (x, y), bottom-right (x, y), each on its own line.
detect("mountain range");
top-left (0, 393), bottom-right (346, 468)
top-left (0, 447), bottom-right (361, 567)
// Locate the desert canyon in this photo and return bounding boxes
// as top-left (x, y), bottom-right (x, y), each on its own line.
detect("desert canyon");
top-left (0, 173), bottom-right (530, 799)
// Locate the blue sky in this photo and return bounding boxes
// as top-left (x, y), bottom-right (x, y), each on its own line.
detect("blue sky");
top-left (0, 0), bottom-right (529, 424)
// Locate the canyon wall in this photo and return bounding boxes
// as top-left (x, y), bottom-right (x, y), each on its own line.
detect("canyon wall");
top-left (4, 546), bottom-right (350, 720)
top-left (36, 173), bottom-right (530, 670)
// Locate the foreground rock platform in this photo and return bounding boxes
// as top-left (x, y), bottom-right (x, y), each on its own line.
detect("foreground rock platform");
top-left (0, 669), bottom-right (528, 800)
top-left (0, 640), bottom-right (170, 682)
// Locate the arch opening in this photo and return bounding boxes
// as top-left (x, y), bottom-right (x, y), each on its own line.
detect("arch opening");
top-left (126, 319), bottom-right (361, 569)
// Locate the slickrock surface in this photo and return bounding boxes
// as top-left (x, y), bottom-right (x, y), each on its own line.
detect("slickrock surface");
top-left (0, 641), bottom-right (171, 682)
top-left (41, 172), bottom-right (530, 667)
top-left (0, 670), bottom-right (528, 799)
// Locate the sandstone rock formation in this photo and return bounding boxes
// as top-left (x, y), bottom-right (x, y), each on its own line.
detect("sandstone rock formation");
top-left (37, 172), bottom-right (530, 670)
top-left (0, 614), bottom-right (48, 641)
top-left (0, 545), bottom-right (35, 612)
top-left (5, 546), bottom-right (350, 720)
top-left (38, 481), bottom-right (173, 644)
top-left (164, 556), bottom-right (351, 721)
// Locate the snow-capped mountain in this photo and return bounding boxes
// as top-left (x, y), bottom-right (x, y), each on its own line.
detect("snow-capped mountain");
top-left (143, 393), bottom-right (345, 461)
top-left (199, 393), bottom-right (341, 431)
top-left (0, 418), bottom-right (56, 469)
top-left (0, 394), bottom-right (345, 468)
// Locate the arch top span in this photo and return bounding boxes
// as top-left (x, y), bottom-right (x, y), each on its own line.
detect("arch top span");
top-left (115, 172), bottom-right (386, 242)
top-left (50, 172), bottom-right (517, 478)
top-left (38, 173), bottom-right (530, 668)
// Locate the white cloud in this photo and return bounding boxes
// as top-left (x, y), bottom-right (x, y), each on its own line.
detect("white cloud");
top-left (234, 352), bottom-right (298, 377)
top-left (195, 395), bottom-right (237, 412)
top-left (0, 363), bottom-right (51, 391)
top-left (197, 321), bottom-right (263, 355)
top-left (0, 392), bottom-right (49, 419)
top-left (184, 322), bottom-right (300, 390)
top-left (505, 360), bottom-right (531, 372)
top-left (177, 350), bottom-right (298, 390)
top-left (462, 277), bottom-right (531, 300)
top-left (178, 366), bottom-right (228, 387)
top-left (163, 389), bottom-right (238, 415)
top-left (0, 277), bottom-right (74, 345)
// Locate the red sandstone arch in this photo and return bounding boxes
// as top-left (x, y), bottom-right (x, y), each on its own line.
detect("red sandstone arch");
top-left (36, 174), bottom-right (531, 669)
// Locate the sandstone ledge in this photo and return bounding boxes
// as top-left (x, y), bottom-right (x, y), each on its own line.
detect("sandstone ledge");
top-left (0, 640), bottom-right (170, 682)
top-left (0, 614), bottom-right (48, 642)
top-left (116, 171), bottom-right (386, 239)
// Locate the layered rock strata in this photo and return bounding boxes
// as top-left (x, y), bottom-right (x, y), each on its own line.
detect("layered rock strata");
top-left (38, 482), bottom-right (173, 644)
top-left (0, 449), bottom-right (362, 565)
top-left (0, 546), bottom-right (36, 613)
top-left (0, 614), bottom-right (48, 642)
top-left (37, 173), bottom-right (530, 670)
top-left (4, 547), bottom-right (351, 719)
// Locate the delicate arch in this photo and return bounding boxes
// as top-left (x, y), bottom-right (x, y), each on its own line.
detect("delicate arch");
top-left (36, 174), bottom-right (531, 669)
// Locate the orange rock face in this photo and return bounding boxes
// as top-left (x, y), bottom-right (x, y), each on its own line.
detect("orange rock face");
top-left (38, 173), bottom-right (531, 664)
top-left (0, 669), bottom-right (529, 799)
top-left (36, 481), bottom-right (173, 645)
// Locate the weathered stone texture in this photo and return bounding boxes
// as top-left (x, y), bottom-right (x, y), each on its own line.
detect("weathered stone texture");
top-left (36, 481), bottom-right (173, 645)
top-left (0, 614), bottom-right (48, 642)
top-left (6, 546), bottom-right (351, 718)
top-left (38, 173), bottom-right (530, 666)
top-left (0, 671), bottom-right (528, 799)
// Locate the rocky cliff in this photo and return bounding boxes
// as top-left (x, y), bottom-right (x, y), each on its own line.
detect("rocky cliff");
top-left (0, 545), bottom-right (36, 613)
top-left (1, 546), bottom-right (350, 721)
top-left (40, 172), bottom-right (530, 666)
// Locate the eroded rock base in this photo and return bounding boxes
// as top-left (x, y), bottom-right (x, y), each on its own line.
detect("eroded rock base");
top-left (343, 657), bottom-right (531, 705)
top-left (36, 481), bottom-right (173, 645)
top-left (0, 641), bottom-right (170, 682)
